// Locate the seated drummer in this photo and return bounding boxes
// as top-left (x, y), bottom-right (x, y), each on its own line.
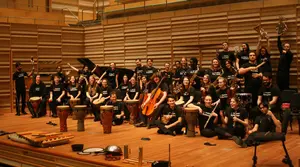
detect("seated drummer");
top-left (67, 76), bottom-right (81, 103)
top-left (154, 95), bottom-right (183, 136)
top-left (232, 102), bottom-right (282, 148)
top-left (118, 75), bottom-right (129, 100)
top-left (106, 92), bottom-right (125, 125)
top-left (27, 74), bottom-right (47, 118)
top-left (136, 73), bottom-right (168, 128)
top-left (49, 75), bottom-right (65, 118)
top-left (257, 72), bottom-right (281, 119)
top-left (197, 95), bottom-right (219, 138)
top-left (85, 75), bottom-right (100, 121)
top-left (125, 77), bottom-right (140, 101)
top-left (214, 97), bottom-right (248, 139)
top-left (98, 79), bottom-right (113, 104)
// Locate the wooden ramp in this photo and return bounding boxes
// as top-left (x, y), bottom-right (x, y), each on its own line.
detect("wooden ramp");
top-left (0, 112), bottom-right (299, 167)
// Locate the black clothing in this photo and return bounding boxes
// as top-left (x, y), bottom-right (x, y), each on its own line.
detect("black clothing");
top-left (79, 70), bottom-right (92, 79)
top-left (143, 66), bottom-right (157, 80)
top-left (50, 83), bottom-right (65, 100)
top-left (106, 68), bottom-right (119, 89)
top-left (237, 51), bottom-right (250, 68)
top-left (119, 82), bottom-right (129, 100)
top-left (13, 71), bottom-right (28, 91)
top-left (277, 36), bottom-right (293, 91)
top-left (29, 82), bottom-right (46, 98)
top-left (161, 71), bottom-right (173, 86)
top-left (217, 51), bottom-right (235, 68)
top-left (225, 107), bottom-right (248, 130)
top-left (257, 55), bottom-right (272, 73)
top-left (174, 67), bottom-right (187, 81)
top-left (197, 104), bottom-right (219, 137)
top-left (186, 68), bottom-right (202, 90)
top-left (67, 84), bottom-right (81, 98)
top-left (135, 66), bottom-right (144, 80)
top-left (258, 84), bottom-right (281, 109)
top-left (27, 98), bottom-right (46, 118)
top-left (181, 86), bottom-right (195, 103)
top-left (51, 72), bottom-right (66, 85)
top-left (205, 68), bottom-right (222, 83)
top-left (217, 87), bottom-right (231, 110)
top-left (148, 81), bottom-right (168, 93)
top-left (127, 83), bottom-right (140, 100)
top-left (107, 100), bottom-right (124, 125)
top-left (222, 68), bottom-right (236, 85)
top-left (100, 86), bottom-right (113, 98)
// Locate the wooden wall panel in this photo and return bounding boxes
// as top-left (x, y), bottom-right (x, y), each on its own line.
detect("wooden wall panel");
top-left (85, 26), bottom-right (104, 66)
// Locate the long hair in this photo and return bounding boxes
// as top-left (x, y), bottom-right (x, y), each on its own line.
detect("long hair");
top-left (88, 76), bottom-right (97, 96)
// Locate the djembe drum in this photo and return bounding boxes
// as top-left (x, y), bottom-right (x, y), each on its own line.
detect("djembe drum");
top-left (74, 105), bottom-right (87, 132)
top-left (100, 105), bottom-right (114, 134)
top-left (57, 105), bottom-right (70, 132)
top-left (184, 107), bottom-right (198, 137)
top-left (70, 98), bottom-right (80, 120)
top-left (29, 97), bottom-right (41, 113)
top-left (124, 100), bottom-right (139, 124)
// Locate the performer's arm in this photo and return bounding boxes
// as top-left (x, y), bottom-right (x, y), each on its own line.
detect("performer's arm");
top-left (277, 36), bottom-right (283, 54)
top-left (67, 63), bottom-right (79, 72)
top-left (256, 36), bottom-right (262, 56)
top-left (267, 111), bottom-right (282, 132)
top-left (257, 96), bottom-right (262, 106)
top-left (184, 96), bottom-right (194, 107)
top-left (156, 91), bottom-right (167, 106)
top-left (249, 124), bottom-right (259, 134)
top-left (115, 73), bottom-right (119, 88)
top-left (166, 117), bottom-right (182, 129)
top-left (133, 92), bottom-right (139, 100)
top-left (75, 91), bottom-right (81, 99)
top-left (269, 96), bottom-right (278, 105)
top-left (57, 91), bottom-right (65, 101)
top-left (239, 66), bottom-right (257, 75)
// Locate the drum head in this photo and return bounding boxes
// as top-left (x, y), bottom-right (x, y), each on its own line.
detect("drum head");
top-left (82, 148), bottom-right (105, 154)
top-left (74, 105), bottom-right (87, 109)
top-left (100, 105), bottom-right (113, 110)
top-left (124, 100), bottom-right (139, 104)
top-left (57, 105), bottom-right (70, 109)
top-left (184, 107), bottom-right (198, 112)
top-left (30, 97), bottom-right (40, 101)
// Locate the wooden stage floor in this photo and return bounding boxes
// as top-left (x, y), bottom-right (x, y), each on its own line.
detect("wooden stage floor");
top-left (0, 112), bottom-right (299, 167)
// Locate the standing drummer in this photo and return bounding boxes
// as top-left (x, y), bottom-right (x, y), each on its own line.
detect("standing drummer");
top-left (13, 62), bottom-right (34, 116)
top-left (106, 92), bottom-right (125, 125)
top-left (27, 75), bottom-right (46, 118)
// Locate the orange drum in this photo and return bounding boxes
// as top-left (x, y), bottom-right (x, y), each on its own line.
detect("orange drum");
top-left (184, 107), bottom-right (198, 137)
top-left (57, 105), bottom-right (70, 132)
top-left (29, 97), bottom-right (41, 113)
top-left (124, 100), bottom-right (139, 124)
top-left (100, 105), bottom-right (114, 134)
top-left (74, 105), bottom-right (87, 132)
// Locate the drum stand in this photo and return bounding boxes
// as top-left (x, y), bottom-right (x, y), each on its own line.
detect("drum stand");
top-left (123, 144), bottom-right (171, 167)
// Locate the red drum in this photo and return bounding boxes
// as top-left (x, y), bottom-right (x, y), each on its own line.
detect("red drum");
top-left (124, 100), bottom-right (139, 124)
top-left (184, 107), bottom-right (198, 137)
top-left (74, 105), bottom-right (87, 132)
top-left (29, 97), bottom-right (41, 113)
top-left (100, 105), bottom-right (114, 134)
top-left (57, 105), bottom-right (70, 132)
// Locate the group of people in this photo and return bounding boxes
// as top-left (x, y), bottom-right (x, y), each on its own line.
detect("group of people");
top-left (13, 33), bottom-right (294, 148)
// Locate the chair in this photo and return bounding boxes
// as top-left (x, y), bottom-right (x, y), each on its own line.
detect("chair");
top-left (281, 89), bottom-right (296, 103)
top-left (252, 134), bottom-right (293, 167)
top-left (289, 93), bottom-right (300, 135)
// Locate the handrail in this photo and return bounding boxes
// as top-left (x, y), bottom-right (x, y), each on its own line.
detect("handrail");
top-left (61, 8), bottom-right (85, 27)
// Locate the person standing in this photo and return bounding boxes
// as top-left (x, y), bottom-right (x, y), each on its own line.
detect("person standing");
top-left (277, 35), bottom-right (293, 91)
top-left (13, 62), bottom-right (33, 116)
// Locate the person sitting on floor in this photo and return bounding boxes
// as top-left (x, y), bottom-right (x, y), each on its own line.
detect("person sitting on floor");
top-left (232, 102), bottom-right (283, 147)
top-left (106, 91), bottom-right (125, 125)
top-left (154, 95), bottom-right (183, 136)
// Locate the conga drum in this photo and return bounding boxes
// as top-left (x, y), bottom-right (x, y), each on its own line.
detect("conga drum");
top-left (29, 97), bottom-right (41, 113)
top-left (57, 105), bottom-right (70, 132)
top-left (100, 105), bottom-right (114, 134)
top-left (124, 100), bottom-right (139, 124)
top-left (74, 105), bottom-right (87, 131)
top-left (70, 98), bottom-right (80, 120)
top-left (184, 108), bottom-right (198, 137)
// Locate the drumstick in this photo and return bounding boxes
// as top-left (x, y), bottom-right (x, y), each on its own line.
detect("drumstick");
top-left (256, 61), bottom-right (266, 69)
top-left (204, 101), bottom-right (219, 129)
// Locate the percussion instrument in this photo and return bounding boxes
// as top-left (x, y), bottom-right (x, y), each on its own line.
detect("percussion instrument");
top-left (184, 107), bottom-right (198, 137)
top-left (124, 100), bottom-right (139, 124)
top-left (175, 100), bottom-right (184, 106)
top-left (70, 98), bottom-right (80, 120)
top-left (29, 96), bottom-right (41, 113)
top-left (100, 105), bottom-right (114, 134)
top-left (74, 105), bottom-right (87, 131)
top-left (236, 93), bottom-right (252, 108)
top-left (12, 131), bottom-right (74, 148)
top-left (57, 105), bottom-right (70, 132)
top-left (276, 16), bottom-right (288, 35)
top-left (254, 24), bottom-right (269, 39)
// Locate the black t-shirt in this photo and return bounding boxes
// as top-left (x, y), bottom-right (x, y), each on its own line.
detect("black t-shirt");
top-left (277, 36), bottom-right (293, 73)
top-left (217, 87), bottom-right (230, 110)
top-left (218, 51), bottom-right (235, 68)
top-left (100, 86), bottom-right (113, 98)
top-left (241, 62), bottom-right (262, 92)
top-left (181, 87), bottom-right (195, 103)
top-left (78, 70), bottom-right (92, 79)
top-left (198, 104), bottom-right (219, 129)
top-left (106, 100), bottom-right (123, 116)
top-left (257, 55), bottom-right (272, 73)
top-left (67, 84), bottom-right (81, 98)
top-left (225, 107), bottom-right (248, 129)
top-left (127, 83), bottom-right (140, 99)
top-left (86, 84), bottom-right (100, 97)
top-left (222, 68), bottom-right (236, 85)
top-left (258, 84), bottom-right (281, 107)
top-left (205, 68), bottom-right (222, 83)
top-left (186, 68), bottom-right (202, 90)
top-left (50, 83), bottom-right (65, 99)
top-left (254, 114), bottom-right (276, 132)
top-left (143, 66), bottom-right (157, 80)
top-left (175, 67), bottom-right (187, 81)
top-left (51, 72), bottom-right (66, 84)
top-left (161, 71), bottom-right (173, 85)
top-left (13, 71), bottom-right (28, 91)
top-left (106, 68), bottom-right (119, 85)
top-left (162, 105), bottom-right (182, 124)
top-left (29, 82), bottom-right (46, 97)
top-left (238, 51), bottom-right (250, 68)
top-left (119, 82), bottom-right (129, 99)
top-left (147, 82), bottom-right (168, 93)
top-left (135, 66), bottom-right (144, 79)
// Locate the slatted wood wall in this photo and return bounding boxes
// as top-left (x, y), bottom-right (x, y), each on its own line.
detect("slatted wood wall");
top-left (0, 23), bottom-right (84, 110)
top-left (85, 1), bottom-right (300, 91)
